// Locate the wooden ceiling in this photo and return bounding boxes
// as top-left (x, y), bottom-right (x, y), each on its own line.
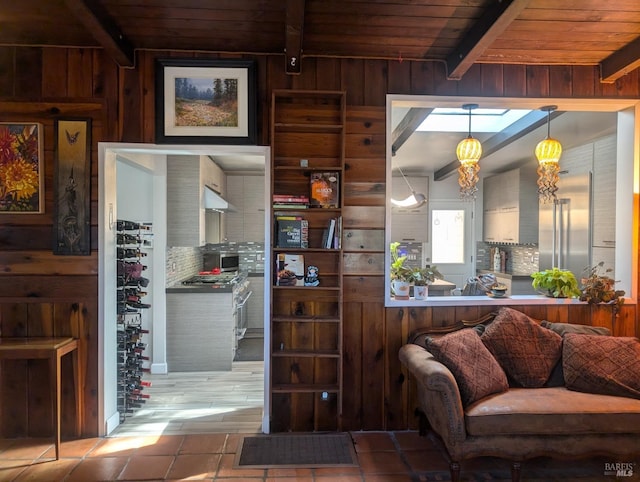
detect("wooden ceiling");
top-left (3, 0), bottom-right (640, 82)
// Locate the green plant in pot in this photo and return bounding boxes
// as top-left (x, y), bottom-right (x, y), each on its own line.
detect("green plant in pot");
top-left (409, 265), bottom-right (443, 286)
top-left (409, 265), bottom-right (444, 300)
top-left (579, 261), bottom-right (625, 309)
top-left (390, 242), bottom-right (412, 299)
top-left (531, 267), bottom-right (581, 298)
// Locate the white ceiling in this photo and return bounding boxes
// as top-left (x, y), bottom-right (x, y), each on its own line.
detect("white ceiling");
top-left (393, 110), bottom-right (618, 178)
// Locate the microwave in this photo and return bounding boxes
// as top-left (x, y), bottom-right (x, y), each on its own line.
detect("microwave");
top-left (203, 252), bottom-right (239, 272)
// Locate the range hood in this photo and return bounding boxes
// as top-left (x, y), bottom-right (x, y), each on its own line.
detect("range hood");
top-left (204, 185), bottom-right (231, 211)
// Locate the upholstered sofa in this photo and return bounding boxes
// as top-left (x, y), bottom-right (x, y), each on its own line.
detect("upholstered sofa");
top-left (399, 307), bottom-right (640, 482)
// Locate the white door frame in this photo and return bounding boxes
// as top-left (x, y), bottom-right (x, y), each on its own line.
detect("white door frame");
top-left (98, 142), bottom-right (271, 436)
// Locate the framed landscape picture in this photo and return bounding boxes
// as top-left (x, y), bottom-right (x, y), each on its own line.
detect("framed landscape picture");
top-left (0, 122), bottom-right (43, 213)
top-left (155, 58), bottom-right (257, 145)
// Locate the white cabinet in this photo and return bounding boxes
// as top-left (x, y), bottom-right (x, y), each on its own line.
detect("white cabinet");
top-left (391, 175), bottom-right (429, 242)
top-left (224, 175), bottom-right (265, 242)
top-left (592, 135), bottom-right (616, 248)
top-left (483, 166), bottom-right (538, 244)
top-left (201, 155), bottom-right (226, 197)
top-left (167, 155), bottom-right (227, 246)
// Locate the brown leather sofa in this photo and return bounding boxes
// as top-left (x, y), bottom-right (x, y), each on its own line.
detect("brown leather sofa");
top-left (399, 312), bottom-right (640, 482)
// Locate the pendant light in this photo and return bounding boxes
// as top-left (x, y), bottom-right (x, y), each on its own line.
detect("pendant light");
top-left (456, 103), bottom-right (482, 201)
top-left (390, 167), bottom-right (426, 208)
top-left (535, 105), bottom-right (562, 203)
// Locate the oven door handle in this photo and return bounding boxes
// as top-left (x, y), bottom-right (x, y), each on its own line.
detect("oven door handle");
top-left (236, 290), bottom-right (253, 308)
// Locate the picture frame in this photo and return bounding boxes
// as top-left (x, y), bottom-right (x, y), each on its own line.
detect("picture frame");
top-left (0, 122), bottom-right (43, 214)
top-left (155, 58), bottom-right (257, 145)
top-left (53, 118), bottom-right (92, 255)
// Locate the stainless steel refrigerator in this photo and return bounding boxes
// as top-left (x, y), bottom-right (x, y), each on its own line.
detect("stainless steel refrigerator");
top-left (538, 170), bottom-right (591, 277)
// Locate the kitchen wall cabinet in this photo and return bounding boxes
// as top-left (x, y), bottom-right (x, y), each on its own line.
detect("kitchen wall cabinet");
top-left (483, 166), bottom-right (538, 244)
top-left (592, 135), bottom-right (616, 249)
top-left (390, 176), bottom-right (428, 242)
top-left (167, 155), bottom-right (227, 246)
top-left (225, 175), bottom-right (265, 242)
top-left (270, 89), bottom-right (345, 432)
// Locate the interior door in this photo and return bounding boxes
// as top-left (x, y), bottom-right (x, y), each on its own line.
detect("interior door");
top-left (427, 201), bottom-right (475, 290)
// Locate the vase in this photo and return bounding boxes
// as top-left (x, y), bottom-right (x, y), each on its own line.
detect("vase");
top-left (392, 280), bottom-right (410, 300)
top-left (414, 285), bottom-right (428, 300)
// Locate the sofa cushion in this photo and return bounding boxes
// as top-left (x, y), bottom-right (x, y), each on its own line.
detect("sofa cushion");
top-left (465, 387), bottom-right (640, 436)
top-left (426, 329), bottom-right (508, 407)
top-left (481, 307), bottom-right (562, 388)
top-left (563, 333), bottom-right (640, 400)
top-left (541, 320), bottom-right (611, 336)
top-left (541, 321), bottom-right (611, 387)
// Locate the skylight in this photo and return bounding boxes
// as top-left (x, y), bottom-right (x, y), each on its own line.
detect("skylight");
top-left (417, 108), bottom-right (531, 133)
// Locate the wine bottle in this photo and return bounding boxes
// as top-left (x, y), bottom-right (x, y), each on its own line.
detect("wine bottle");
top-left (117, 220), bottom-right (152, 231)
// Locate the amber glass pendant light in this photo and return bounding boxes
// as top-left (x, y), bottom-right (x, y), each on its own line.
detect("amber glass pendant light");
top-left (535, 105), bottom-right (562, 203)
top-left (456, 103), bottom-right (482, 201)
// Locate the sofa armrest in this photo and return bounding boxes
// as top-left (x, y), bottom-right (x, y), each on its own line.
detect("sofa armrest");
top-left (399, 343), bottom-right (467, 447)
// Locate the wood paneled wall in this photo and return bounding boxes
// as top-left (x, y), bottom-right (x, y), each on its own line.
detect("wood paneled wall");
top-left (0, 46), bottom-right (638, 436)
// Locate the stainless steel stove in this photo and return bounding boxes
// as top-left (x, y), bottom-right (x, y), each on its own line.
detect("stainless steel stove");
top-left (181, 271), bottom-right (242, 286)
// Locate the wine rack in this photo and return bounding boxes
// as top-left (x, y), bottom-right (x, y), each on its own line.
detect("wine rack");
top-left (116, 219), bottom-right (152, 422)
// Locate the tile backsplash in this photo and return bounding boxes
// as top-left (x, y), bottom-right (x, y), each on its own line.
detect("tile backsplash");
top-left (476, 242), bottom-right (539, 275)
top-left (166, 247), bottom-right (202, 286)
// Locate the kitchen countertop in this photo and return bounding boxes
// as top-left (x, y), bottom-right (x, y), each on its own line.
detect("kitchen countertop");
top-left (166, 284), bottom-right (234, 293)
top-left (477, 269), bottom-right (533, 280)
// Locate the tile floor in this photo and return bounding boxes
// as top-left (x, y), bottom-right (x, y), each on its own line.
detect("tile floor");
top-left (0, 431), bottom-right (623, 481)
top-left (0, 361), bottom-right (632, 480)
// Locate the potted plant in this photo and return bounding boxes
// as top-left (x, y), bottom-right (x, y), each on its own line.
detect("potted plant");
top-left (390, 242), bottom-right (412, 299)
top-left (531, 267), bottom-right (581, 298)
top-left (580, 261), bottom-right (625, 310)
top-left (409, 265), bottom-right (443, 300)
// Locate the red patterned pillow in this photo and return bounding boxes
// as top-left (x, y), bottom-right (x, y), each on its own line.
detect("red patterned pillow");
top-left (481, 307), bottom-right (562, 387)
top-left (563, 333), bottom-right (640, 399)
top-left (426, 328), bottom-right (508, 407)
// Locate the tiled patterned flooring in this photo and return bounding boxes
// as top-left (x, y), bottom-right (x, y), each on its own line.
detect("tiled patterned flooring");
top-left (0, 431), bottom-right (621, 481)
top-left (0, 361), bottom-right (631, 480)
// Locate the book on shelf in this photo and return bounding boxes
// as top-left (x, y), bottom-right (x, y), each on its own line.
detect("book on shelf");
top-left (320, 216), bottom-right (342, 249)
top-left (276, 253), bottom-right (305, 286)
top-left (309, 172), bottom-right (339, 208)
top-left (273, 194), bottom-right (309, 203)
top-left (273, 203), bottom-right (308, 209)
top-left (275, 216), bottom-right (308, 248)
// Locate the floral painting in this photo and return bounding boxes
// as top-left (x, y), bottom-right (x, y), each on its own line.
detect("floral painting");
top-left (0, 123), bottom-right (43, 213)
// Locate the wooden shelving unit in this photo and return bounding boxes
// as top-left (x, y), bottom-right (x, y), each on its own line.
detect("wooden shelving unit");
top-left (269, 90), bottom-right (346, 432)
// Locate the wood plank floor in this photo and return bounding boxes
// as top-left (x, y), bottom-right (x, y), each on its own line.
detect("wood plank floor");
top-left (110, 361), bottom-right (264, 437)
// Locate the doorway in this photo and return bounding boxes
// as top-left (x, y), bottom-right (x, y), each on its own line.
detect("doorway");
top-left (98, 143), bottom-right (271, 436)
top-left (427, 200), bottom-right (475, 289)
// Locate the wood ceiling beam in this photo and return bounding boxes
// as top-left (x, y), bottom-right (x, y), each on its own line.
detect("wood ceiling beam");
top-left (446, 0), bottom-right (531, 80)
top-left (63, 0), bottom-right (134, 67)
top-left (600, 36), bottom-right (640, 84)
top-left (285, 0), bottom-right (305, 74)
top-left (434, 110), bottom-right (564, 181)
top-left (391, 108), bottom-right (434, 156)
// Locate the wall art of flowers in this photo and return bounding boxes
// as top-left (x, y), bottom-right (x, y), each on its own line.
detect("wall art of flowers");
top-left (0, 123), bottom-right (43, 213)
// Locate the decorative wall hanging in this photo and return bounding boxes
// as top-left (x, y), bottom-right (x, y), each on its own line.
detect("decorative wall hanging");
top-left (53, 118), bottom-right (92, 255)
top-left (456, 104), bottom-right (482, 201)
top-left (155, 58), bottom-right (257, 145)
top-left (0, 123), bottom-right (43, 213)
top-left (535, 105), bottom-right (562, 203)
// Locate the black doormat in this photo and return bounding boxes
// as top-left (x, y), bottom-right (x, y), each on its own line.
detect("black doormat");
top-left (235, 433), bottom-right (359, 468)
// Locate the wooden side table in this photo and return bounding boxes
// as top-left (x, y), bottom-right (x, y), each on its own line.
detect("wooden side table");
top-left (0, 337), bottom-right (81, 460)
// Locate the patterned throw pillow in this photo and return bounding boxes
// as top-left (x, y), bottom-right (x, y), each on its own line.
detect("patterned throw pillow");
top-left (426, 328), bottom-right (508, 407)
top-left (481, 307), bottom-right (562, 387)
top-left (563, 333), bottom-right (640, 400)
top-left (540, 320), bottom-right (611, 336)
